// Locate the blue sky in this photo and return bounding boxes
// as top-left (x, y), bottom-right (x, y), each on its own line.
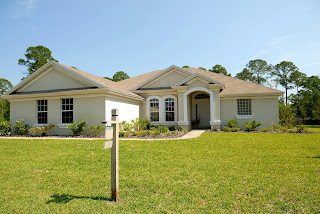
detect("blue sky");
top-left (1, 0), bottom-right (319, 87)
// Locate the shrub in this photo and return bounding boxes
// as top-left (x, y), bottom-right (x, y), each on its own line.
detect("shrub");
top-left (124, 132), bottom-right (129, 137)
top-left (182, 128), bottom-right (189, 133)
top-left (119, 131), bottom-right (125, 137)
top-left (89, 124), bottom-right (105, 137)
top-left (271, 121), bottom-right (279, 132)
top-left (280, 127), bottom-right (288, 133)
top-left (227, 120), bottom-right (240, 129)
top-left (29, 124), bottom-right (55, 136)
top-left (131, 117), bottom-right (150, 131)
top-left (0, 121), bottom-right (11, 135)
top-left (150, 126), bottom-right (157, 132)
top-left (168, 126), bottom-right (176, 131)
top-left (120, 121), bottom-right (132, 132)
top-left (244, 120), bottom-right (262, 132)
top-left (296, 126), bottom-right (305, 133)
top-left (67, 120), bottom-right (87, 135)
top-left (222, 127), bottom-right (232, 132)
top-left (260, 128), bottom-right (271, 132)
top-left (157, 126), bottom-right (169, 133)
top-left (231, 127), bottom-right (240, 132)
top-left (152, 131), bottom-right (160, 138)
top-left (13, 119), bottom-right (29, 135)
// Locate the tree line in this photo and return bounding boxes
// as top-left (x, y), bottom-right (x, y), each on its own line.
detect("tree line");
top-left (0, 46), bottom-right (319, 126)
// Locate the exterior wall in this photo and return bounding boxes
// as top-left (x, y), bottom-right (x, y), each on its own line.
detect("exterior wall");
top-left (10, 96), bottom-right (106, 136)
top-left (220, 97), bottom-right (279, 129)
top-left (143, 70), bottom-right (189, 88)
top-left (187, 80), bottom-right (209, 90)
top-left (22, 68), bottom-right (90, 92)
top-left (105, 96), bottom-right (141, 122)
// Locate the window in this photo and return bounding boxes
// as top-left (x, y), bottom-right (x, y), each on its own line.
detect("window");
top-left (165, 98), bottom-right (175, 121)
top-left (62, 98), bottom-right (73, 123)
top-left (237, 99), bottom-right (252, 115)
top-left (149, 98), bottom-right (159, 121)
top-left (37, 100), bottom-right (47, 124)
top-left (195, 93), bottom-right (210, 99)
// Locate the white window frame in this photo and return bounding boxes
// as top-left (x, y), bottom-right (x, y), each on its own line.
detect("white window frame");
top-left (162, 95), bottom-right (177, 123)
top-left (36, 100), bottom-right (48, 125)
top-left (61, 98), bottom-right (73, 125)
top-left (236, 99), bottom-right (254, 119)
top-left (146, 96), bottom-right (162, 124)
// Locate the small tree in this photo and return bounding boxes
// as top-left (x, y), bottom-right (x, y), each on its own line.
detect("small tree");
top-left (244, 59), bottom-right (273, 85)
top-left (67, 121), bottom-right (87, 135)
top-left (13, 119), bottom-right (29, 135)
top-left (29, 125), bottom-right (55, 136)
top-left (131, 117), bottom-right (149, 131)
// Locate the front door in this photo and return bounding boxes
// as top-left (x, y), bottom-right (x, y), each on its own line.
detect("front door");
top-left (192, 93), bottom-right (210, 129)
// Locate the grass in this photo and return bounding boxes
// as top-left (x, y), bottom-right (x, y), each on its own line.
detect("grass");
top-left (299, 124), bottom-right (320, 133)
top-left (1, 132), bottom-right (320, 213)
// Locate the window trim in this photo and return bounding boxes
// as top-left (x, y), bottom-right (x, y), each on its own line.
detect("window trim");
top-left (61, 98), bottom-right (74, 124)
top-left (146, 96), bottom-right (162, 123)
top-left (37, 99), bottom-right (48, 124)
top-left (237, 99), bottom-right (252, 116)
top-left (162, 95), bottom-right (177, 123)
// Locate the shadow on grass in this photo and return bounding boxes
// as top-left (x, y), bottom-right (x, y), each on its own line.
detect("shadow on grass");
top-left (312, 156), bottom-right (320, 159)
top-left (46, 194), bottom-right (111, 204)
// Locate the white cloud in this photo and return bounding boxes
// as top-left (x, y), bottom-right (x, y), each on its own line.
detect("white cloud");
top-left (8, 0), bottom-right (37, 19)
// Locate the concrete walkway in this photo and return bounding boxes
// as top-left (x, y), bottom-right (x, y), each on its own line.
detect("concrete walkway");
top-left (119, 130), bottom-right (205, 141)
top-left (0, 130), bottom-right (205, 141)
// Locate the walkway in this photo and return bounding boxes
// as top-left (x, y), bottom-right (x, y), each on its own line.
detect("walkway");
top-left (0, 130), bottom-right (205, 141)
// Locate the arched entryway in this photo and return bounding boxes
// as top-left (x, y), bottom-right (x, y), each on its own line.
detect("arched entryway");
top-left (182, 87), bottom-right (214, 129)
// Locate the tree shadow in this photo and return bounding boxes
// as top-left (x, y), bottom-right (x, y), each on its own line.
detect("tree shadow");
top-left (46, 194), bottom-right (111, 204)
top-left (312, 156), bottom-right (320, 159)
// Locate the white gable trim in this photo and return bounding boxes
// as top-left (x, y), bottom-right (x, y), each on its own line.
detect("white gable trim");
top-left (175, 73), bottom-right (222, 86)
top-left (6, 61), bottom-right (106, 95)
top-left (132, 65), bottom-right (193, 91)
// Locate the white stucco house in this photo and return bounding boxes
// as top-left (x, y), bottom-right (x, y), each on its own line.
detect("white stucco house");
top-left (3, 61), bottom-right (283, 135)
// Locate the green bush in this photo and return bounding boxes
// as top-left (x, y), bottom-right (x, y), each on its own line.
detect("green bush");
top-left (244, 120), bottom-right (262, 131)
top-left (271, 121), bottom-right (279, 132)
top-left (0, 121), bottom-right (11, 135)
top-left (227, 120), bottom-right (240, 129)
top-left (137, 130), bottom-right (149, 137)
top-left (260, 128), bottom-right (271, 132)
top-left (157, 126), bottom-right (169, 133)
top-left (280, 127), bottom-right (288, 133)
top-left (66, 120), bottom-right (87, 135)
top-left (29, 124), bottom-right (55, 136)
top-left (152, 131), bottom-right (160, 138)
top-left (222, 127), bottom-right (232, 132)
top-left (296, 126), bottom-right (305, 133)
top-left (150, 126), bottom-right (157, 132)
top-left (182, 128), bottom-right (189, 133)
top-left (168, 126), bottom-right (176, 131)
top-left (119, 131), bottom-right (125, 137)
top-left (231, 127), bottom-right (240, 132)
top-left (13, 119), bottom-right (29, 135)
top-left (120, 121), bottom-right (132, 131)
top-left (131, 117), bottom-right (150, 131)
top-left (89, 124), bottom-right (105, 137)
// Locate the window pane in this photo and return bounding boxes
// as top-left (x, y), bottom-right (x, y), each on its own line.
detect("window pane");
top-left (150, 112), bottom-right (159, 121)
top-left (166, 112), bottom-right (174, 121)
top-left (237, 99), bottom-right (252, 115)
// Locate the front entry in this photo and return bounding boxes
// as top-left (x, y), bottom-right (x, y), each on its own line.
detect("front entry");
top-left (192, 92), bottom-right (210, 129)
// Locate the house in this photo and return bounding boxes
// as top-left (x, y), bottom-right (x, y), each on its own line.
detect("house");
top-left (3, 61), bottom-right (283, 135)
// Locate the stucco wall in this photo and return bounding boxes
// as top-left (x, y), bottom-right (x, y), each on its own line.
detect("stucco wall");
top-left (220, 97), bottom-right (279, 129)
top-left (10, 96), bottom-right (106, 136)
top-left (22, 68), bottom-right (90, 92)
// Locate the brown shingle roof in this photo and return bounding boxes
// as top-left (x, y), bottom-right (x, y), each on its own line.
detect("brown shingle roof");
top-left (58, 63), bottom-right (283, 99)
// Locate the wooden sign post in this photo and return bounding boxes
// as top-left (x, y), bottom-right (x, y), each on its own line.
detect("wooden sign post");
top-left (102, 109), bottom-right (119, 202)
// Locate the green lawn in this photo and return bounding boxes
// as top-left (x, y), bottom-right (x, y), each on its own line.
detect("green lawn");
top-left (1, 132), bottom-right (320, 213)
top-left (300, 125), bottom-right (320, 133)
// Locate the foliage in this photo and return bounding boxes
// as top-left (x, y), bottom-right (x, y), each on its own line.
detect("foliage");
top-left (119, 131), bottom-right (125, 137)
top-left (182, 65), bottom-right (190, 68)
top-left (66, 120), bottom-right (87, 135)
top-left (104, 71), bottom-right (130, 82)
top-left (279, 102), bottom-right (296, 128)
top-left (235, 68), bottom-right (255, 82)
top-left (222, 127), bottom-right (232, 132)
top-left (29, 125), bottom-right (55, 136)
top-left (152, 131), bottom-right (161, 138)
top-left (157, 126), bottom-right (169, 133)
top-left (131, 117), bottom-right (149, 131)
top-left (198, 67), bottom-right (207, 70)
top-left (244, 120), bottom-right (262, 131)
top-left (0, 121), bottom-right (11, 134)
top-left (88, 124), bottom-right (105, 137)
top-left (18, 45), bottom-right (58, 78)
top-left (242, 59), bottom-right (272, 85)
top-left (182, 128), bottom-right (189, 133)
top-left (168, 126), bottom-right (176, 131)
top-left (0, 78), bottom-right (13, 120)
top-left (13, 119), bottom-right (29, 135)
top-left (120, 121), bottom-right (133, 131)
top-left (260, 128), bottom-right (271, 132)
top-left (209, 64), bottom-right (231, 76)
top-left (227, 119), bottom-right (240, 129)
top-left (273, 61), bottom-right (299, 105)
top-left (271, 121), bottom-right (279, 132)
